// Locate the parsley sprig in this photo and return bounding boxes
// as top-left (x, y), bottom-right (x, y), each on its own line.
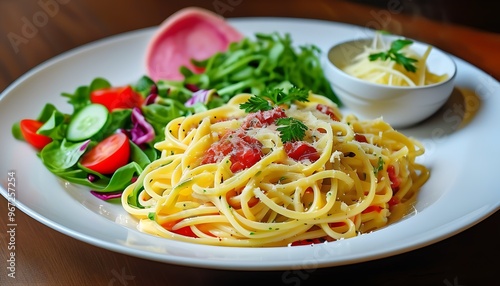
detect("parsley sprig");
top-left (368, 39), bottom-right (418, 72)
top-left (240, 87), bottom-right (310, 143)
top-left (239, 86), bottom-right (309, 113)
top-left (276, 117), bottom-right (308, 143)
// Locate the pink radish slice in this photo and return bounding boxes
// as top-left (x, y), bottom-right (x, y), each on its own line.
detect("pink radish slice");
top-left (145, 7), bottom-right (244, 81)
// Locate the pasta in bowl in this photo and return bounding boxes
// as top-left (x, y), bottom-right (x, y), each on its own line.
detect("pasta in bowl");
top-left (323, 34), bottom-right (457, 128)
top-left (121, 89), bottom-right (429, 247)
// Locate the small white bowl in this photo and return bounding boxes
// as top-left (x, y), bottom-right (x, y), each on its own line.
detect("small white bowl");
top-left (323, 36), bottom-right (457, 128)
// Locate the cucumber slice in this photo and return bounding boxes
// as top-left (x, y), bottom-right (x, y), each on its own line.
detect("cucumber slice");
top-left (67, 104), bottom-right (109, 141)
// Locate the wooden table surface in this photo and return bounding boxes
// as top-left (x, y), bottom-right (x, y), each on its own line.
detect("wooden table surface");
top-left (1, 1), bottom-right (499, 285)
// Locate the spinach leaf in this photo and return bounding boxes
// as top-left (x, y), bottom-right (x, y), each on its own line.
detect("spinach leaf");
top-left (142, 100), bottom-right (190, 140)
top-left (37, 109), bottom-right (67, 140)
top-left (11, 122), bottom-right (23, 141)
top-left (61, 85), bottom-right (90, 113)
top-left (61, 77), bottom-right (111, 113)
top-left (40, 139), bottom-right (90, 172)
top-left (129, 141), bottom-right (153, 169)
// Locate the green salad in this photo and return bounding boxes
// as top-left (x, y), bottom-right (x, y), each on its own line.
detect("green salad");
top-left (11, 32), bottom-right (339, 201)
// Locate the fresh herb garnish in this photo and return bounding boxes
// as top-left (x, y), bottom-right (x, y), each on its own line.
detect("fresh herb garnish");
top-left (276, 117), bottom-right (308, 143)
top-left (147, 212), bottom-right (156, 220)
top-left (240, 87), bottom-right (310, 143)
top-left (374, 156), bottom-right (384, 174)
top-left (239, 94), bottom-right (273, 112)
top-left (368, 39), bottom-right (418, 72)
top-left (239, 86), bottom-right (309, 113)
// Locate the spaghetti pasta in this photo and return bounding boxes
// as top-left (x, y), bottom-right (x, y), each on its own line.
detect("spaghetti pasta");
top-left (121, 92), bottom-right (429, 247)
top-left (341, 32), bottom-right (448, 87)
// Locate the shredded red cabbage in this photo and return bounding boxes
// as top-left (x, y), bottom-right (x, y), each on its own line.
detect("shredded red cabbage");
top-left (185, 83), bottom-right (200, 92)
top-left (144, 93), bottom-right (158, 105)
top-left (130, 107), bottom-right (155, 145)
top-left (79, 139), bottom-right (91, 151)
top-left (185, 89), bottom-right (210, 107)
top-left (90, 190), bottom-right (122, 201)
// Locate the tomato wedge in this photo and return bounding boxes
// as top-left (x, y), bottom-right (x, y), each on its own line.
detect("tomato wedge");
top-left (90, 86), bottom-right (143, 112)
top-left (201, 130), bottom-right (263, 173)
top-left (387, 164), bottom-right (401, 191)
top-left (284, 141), bottom-right (320, 162)
top-left (19, 119), bottom-right (52, 149)
top-left (290, 238), bottom-right (325, 246)
top-left (161, 221), bottom-right (198, 238)
top-left (81, 133), bottom-right (130, 174)
top-left (241, 108), bottom-right (286, 129)
top-left (316, 104), bottom-right (340, 121)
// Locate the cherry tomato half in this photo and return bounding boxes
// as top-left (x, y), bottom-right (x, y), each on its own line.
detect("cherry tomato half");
top-left (19, 119), bottom-right (53, 149)
top-left (90, 86), bottom-right (143, 112)
top-left (81, 133), bottom-right (130, 174)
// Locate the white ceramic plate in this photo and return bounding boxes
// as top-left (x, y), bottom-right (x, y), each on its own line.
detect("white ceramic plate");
top-left (1, 18), bottom-right (499, 271)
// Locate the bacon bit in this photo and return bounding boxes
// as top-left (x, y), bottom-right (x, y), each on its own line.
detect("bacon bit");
top-left (316, 104), bottom-right (340, 121)
top-left (241, 107), bottom-right (286, 129)
top-left (161, 220), bottom-right (198, 238)
top-left (316, 127), bottom-right (327, 133)
top-left (350, 215), bottom-right (358, 225)
top-left (301, 187), bottom-right (315, 209)
top-left (354, 133), bottom-right (368, 143)
top-left (328, 222), bottom-right (346, 228)
top-left (388, 196), bottom-right (400, 208)
top-left (362, 205), bottom-right (383, 214)
top-left (290, 237), bottom-right (326, 246)
top-left (387, 165), bottom-right (401, 191)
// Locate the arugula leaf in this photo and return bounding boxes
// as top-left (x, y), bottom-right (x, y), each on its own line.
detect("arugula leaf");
top-left (368, 39), bottom-right (418, 72)
top-left (276, 117), bottom-right (308, 143)
top-left (155, 80), bottom-right (193, 102)
top-left (180, 32), bottom-right (340, 105)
